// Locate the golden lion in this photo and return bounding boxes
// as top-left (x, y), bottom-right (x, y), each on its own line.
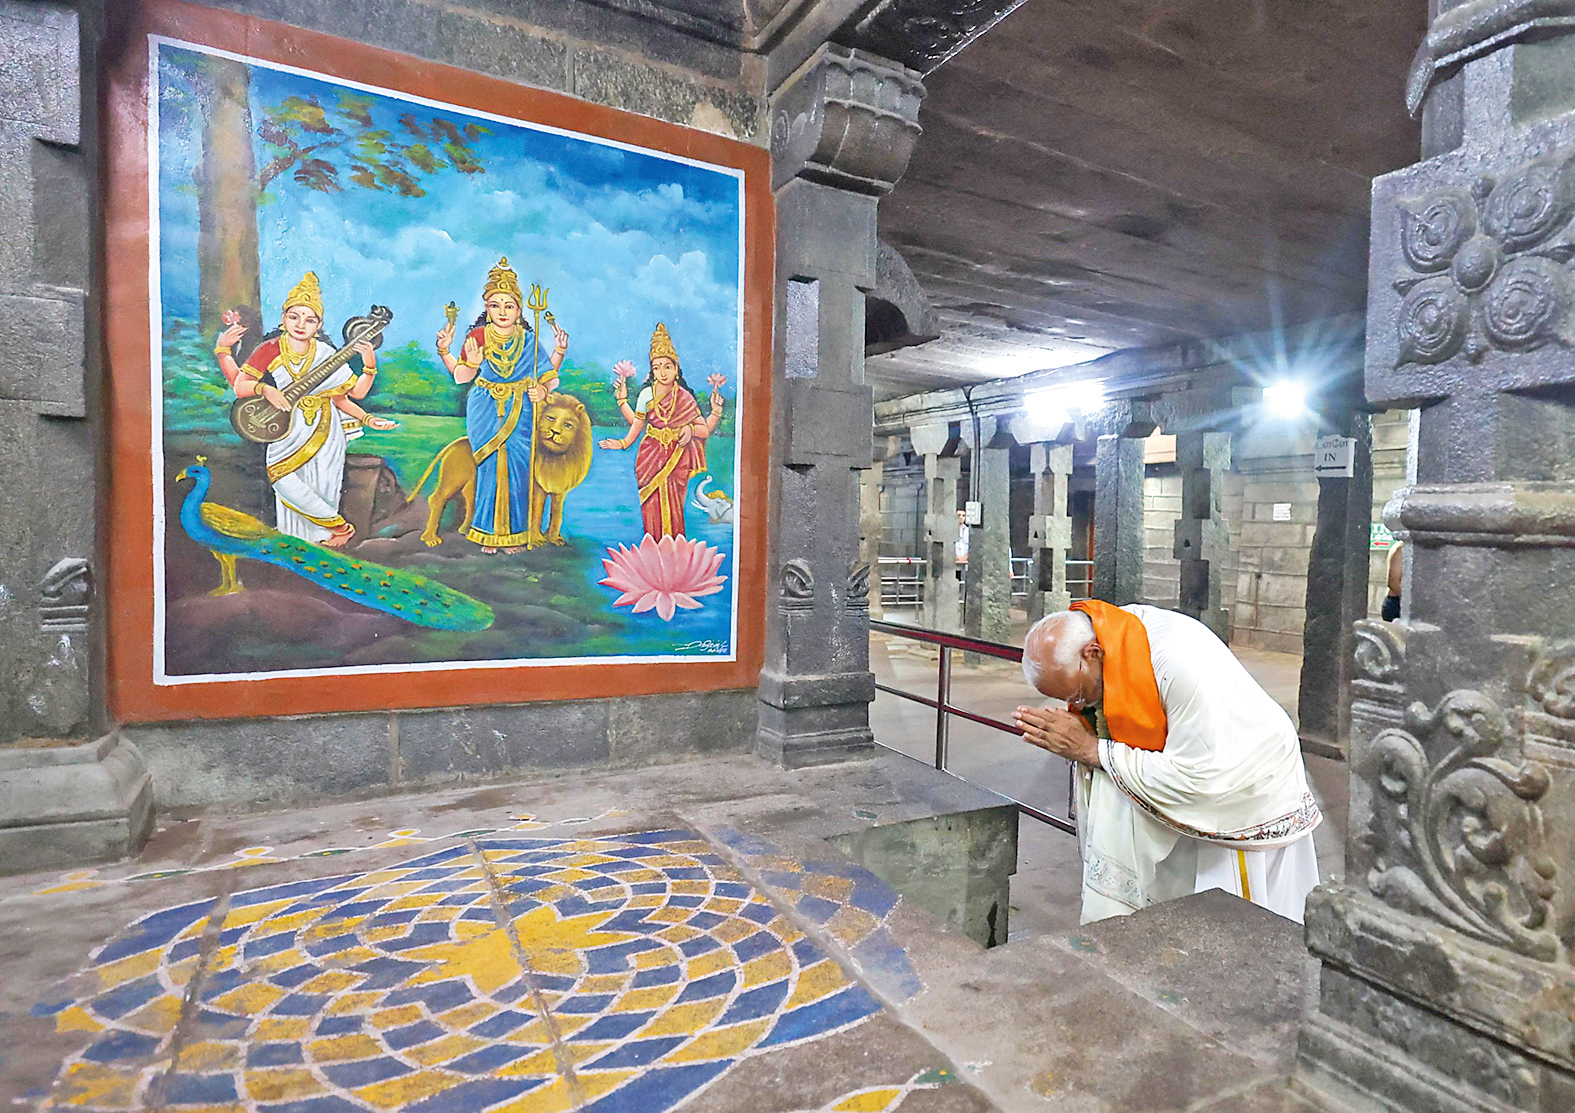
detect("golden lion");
top-left (529, 394), bottom-right (594, 546)
top-left (405, 393), bottom-right (595, 549)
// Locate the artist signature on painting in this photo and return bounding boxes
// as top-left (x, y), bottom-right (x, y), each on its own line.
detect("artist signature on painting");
top-left (673, 639), bottom-right (728, 653)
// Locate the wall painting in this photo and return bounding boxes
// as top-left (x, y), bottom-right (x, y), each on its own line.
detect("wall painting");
top-left (105, 1), bottom-right (772, 719)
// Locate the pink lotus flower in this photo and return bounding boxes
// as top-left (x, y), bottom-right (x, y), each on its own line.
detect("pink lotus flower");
top-left (612, 358), bottom-right (638, 383)
top-left (222, 309), bottom-right (242, 326)
top-left (600, 534), bottom-right (726, 620)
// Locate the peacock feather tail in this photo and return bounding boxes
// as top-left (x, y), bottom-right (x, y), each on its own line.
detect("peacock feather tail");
top-left (175, 463), bottom-right (493, 632)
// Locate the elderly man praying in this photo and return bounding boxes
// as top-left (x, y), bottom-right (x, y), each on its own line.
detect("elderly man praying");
top-left (1014, 600), bottom-right (1322, 924)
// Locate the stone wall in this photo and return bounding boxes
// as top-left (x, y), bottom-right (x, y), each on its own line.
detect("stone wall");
top-left (1229, 444), bottom-right (1320, 655)
top-left (0, 0), bottom-right (97, 746)
top-left (1142, 471), bottom-right (1182, 610)
top-left (28, 0), bottom-right (772, 808)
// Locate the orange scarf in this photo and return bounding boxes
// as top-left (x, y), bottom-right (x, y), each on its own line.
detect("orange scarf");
top-left (1071, 599), bottom-right (1168, 752)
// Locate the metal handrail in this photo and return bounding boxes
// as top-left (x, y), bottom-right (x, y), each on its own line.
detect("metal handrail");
top-left (870, 618), bottom-right (1076, 834)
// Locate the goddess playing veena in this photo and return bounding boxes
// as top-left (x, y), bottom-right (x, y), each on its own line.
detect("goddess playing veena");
top-left (212, 271), bottom-right (396, 547)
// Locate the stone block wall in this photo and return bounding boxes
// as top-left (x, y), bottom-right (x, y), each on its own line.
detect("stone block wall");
top-left (1229, 448), bottom-right (1321, 655)
top-left (1142, 471), bottom-right (1182, 609)
top-left (45, 0), bottom-right (771, 808)
top-left (0, 0), bottom-right (97, 746)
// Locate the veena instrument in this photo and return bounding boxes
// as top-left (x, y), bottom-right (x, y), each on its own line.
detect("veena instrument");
top-left (229, 305), bottom-right (394, 444)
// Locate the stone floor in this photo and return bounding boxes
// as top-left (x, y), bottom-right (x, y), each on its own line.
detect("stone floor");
top-left (0, 622), bottom-right (1346, 1113)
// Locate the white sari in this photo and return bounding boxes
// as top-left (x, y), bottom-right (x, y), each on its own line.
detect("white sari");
top-left (259, 340), bottom-right (362, 543)
top-left (1076, 605), bottom-right (1322, 924)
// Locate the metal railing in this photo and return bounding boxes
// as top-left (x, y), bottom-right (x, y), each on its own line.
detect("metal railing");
top-left (881, 555), bottom-right (1096, 607)
top-left (870, 618), bottom-right (1076, 834)
top-left (1067, 558), bottom-right (1093, 601)
top-left (1009, 556), bottom-right (1032, 599)
top-left (877, 556), bottom-right (926, 606)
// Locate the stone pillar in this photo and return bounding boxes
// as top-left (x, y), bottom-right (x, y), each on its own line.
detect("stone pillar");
top-left (1025, 441), bottom-right (1074, 622)
top-left (1092, 433), bottom-right (1145, 605)
top-left (1172, 431), bottom-right (1232, 640)
top-left (963, 419), bottom-right (1013, 646)
top-left (859, 437), bottom-right (891, 620)
top-left (755, 45), bottom-right (923, 768)
top-left (912, 422), bottom-right (961, 632)
top-left (1295, 403), bottom-right (1373, 760)
top-left (0, 1), bottom-right (151, 873)
top-left (1293, 21), bottom-right (1575, 1110)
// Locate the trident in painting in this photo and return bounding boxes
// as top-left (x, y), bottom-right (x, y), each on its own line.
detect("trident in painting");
top-left (526, 283), bottom-right (550, 546)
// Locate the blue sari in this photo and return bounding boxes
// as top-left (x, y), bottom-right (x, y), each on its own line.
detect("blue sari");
top-left (463, 325), bottom-right (555, 546)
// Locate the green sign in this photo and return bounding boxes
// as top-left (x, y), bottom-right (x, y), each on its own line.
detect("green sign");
top-left (1371, 523), bottom-right (1395, 550)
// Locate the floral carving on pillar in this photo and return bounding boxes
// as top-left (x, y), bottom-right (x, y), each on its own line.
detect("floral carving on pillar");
top-left (1394, 150), bottom-right (1575, 366)
top-left (1353, 619), bottom-right (1407, 683)
top-left (779, 559), bottom-right (815, 613)
top-left (1358, 688), bottom-right (1561, 960)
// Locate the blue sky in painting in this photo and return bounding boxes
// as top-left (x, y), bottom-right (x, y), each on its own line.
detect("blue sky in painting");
top-left (155, 41), bottom-right (742, 387)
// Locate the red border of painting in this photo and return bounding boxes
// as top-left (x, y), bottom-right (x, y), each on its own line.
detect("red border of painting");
top-left (103, 0), bottom-right (773, 722)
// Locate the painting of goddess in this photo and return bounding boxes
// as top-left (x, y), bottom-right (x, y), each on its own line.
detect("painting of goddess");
top-left (434, 257), bottom-right (569, 553)
top-left (599, 324), bottom-right (726, 539)
top-left (212, 271), bottom-right (396, 547)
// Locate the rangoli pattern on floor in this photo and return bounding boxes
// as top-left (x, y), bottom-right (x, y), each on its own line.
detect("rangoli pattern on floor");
top-left (36, 828), bottom-right (898, 1112)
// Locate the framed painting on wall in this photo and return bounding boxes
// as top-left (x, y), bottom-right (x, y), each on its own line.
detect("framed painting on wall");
top-left (103, 0), bottom-right (772, 720)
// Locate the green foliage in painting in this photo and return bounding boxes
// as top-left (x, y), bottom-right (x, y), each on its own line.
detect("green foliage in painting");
top-left (257, 92), bottom-right (490, 198)
top-left (361, 342), bottom-right (463, 417)
top-left (163, 318), bottom-right (233, 434)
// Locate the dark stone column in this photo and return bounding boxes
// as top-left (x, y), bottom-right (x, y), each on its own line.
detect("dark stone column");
top-left (1025, 440), bottom-right (1073, 622)
top-left (1092, 433), bottom-right (1145, 605)
top-left (1295, 404), bottom-right (1373, 760)
top-left (0, 0), bottom-right (151, 873)
top-left (1293, 19), bottom-right (1575, 1109)
top-left (1172, 431), bottom-right (1233, 640)
top-left (756, 45), bottom-right (923, 768)
top-left (963, 417), bottom-right (1013, 646)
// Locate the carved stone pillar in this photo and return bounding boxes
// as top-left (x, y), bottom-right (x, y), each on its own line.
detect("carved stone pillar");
top-left (912, 421), bottom-right (962, 632)
top-left (1173, 431), bottom-right (1232, 640)
top-left (1092, 433), bottom-right (1145, 605)
top-left (1025, 441), bottom-right (1074, 623)
top-left (755, 45), bottom-right (923, 768)
top-left (1293, 14), bottom-right (1575, 1109)
top-left (963, 418), bottom-right (1013, 646)
top-left (0, 1), bottom-right (151, 873)
top-left (1296, 403), bottom-right (1374, 760)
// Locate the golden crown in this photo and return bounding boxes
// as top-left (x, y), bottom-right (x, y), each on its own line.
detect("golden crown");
top-left (281, 271), bottom-right (323, 318)
top-left (649, 322), bottom-right (678, 365)
top-left (483, 256), bottom-right (523, 305)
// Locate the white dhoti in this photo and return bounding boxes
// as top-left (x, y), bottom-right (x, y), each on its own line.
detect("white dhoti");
top-left (1077, 766), bottom-right (1320, 923)
top-left (1073, 605), bottom-right (1324, 925)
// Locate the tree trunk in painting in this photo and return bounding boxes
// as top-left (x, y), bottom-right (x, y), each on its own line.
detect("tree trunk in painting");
top-left (195, 57), bottom-right (261, 338)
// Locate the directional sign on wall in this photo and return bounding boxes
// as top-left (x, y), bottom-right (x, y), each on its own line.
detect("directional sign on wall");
top-left (1314, 434), bottom-right (1356, 478)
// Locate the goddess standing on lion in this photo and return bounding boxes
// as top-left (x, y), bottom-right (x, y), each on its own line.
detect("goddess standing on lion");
top-left (598, 324), bottom-right (725, 539)
top-left (434, 257), bottom-right (568, 553)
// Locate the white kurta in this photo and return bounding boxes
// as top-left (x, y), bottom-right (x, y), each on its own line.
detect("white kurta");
top-left (1076, 605), bottom-right (1322, 924)
top-left (261, 342), bottom-right (361, 544)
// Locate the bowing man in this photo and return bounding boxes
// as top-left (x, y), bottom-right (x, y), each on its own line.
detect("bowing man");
top-left (1014, 601), bottom-right (1322, 924)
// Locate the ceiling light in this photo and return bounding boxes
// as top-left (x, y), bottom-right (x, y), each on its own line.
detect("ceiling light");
top-left (1262, 380), bottom-right (1307, 418)
top-left (1027, 388), bottom-right (1070, 428)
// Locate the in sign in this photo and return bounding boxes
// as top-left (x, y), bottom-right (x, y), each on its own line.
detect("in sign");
top-left (1315, 435), bottom-right (1356, 478)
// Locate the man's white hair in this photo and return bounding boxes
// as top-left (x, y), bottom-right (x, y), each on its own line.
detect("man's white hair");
top-left (1022, 610), bottom-right (1096, 691)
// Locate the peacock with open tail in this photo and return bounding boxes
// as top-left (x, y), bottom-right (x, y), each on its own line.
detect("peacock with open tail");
top-left (174, 460), bottom-right (494, 631)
